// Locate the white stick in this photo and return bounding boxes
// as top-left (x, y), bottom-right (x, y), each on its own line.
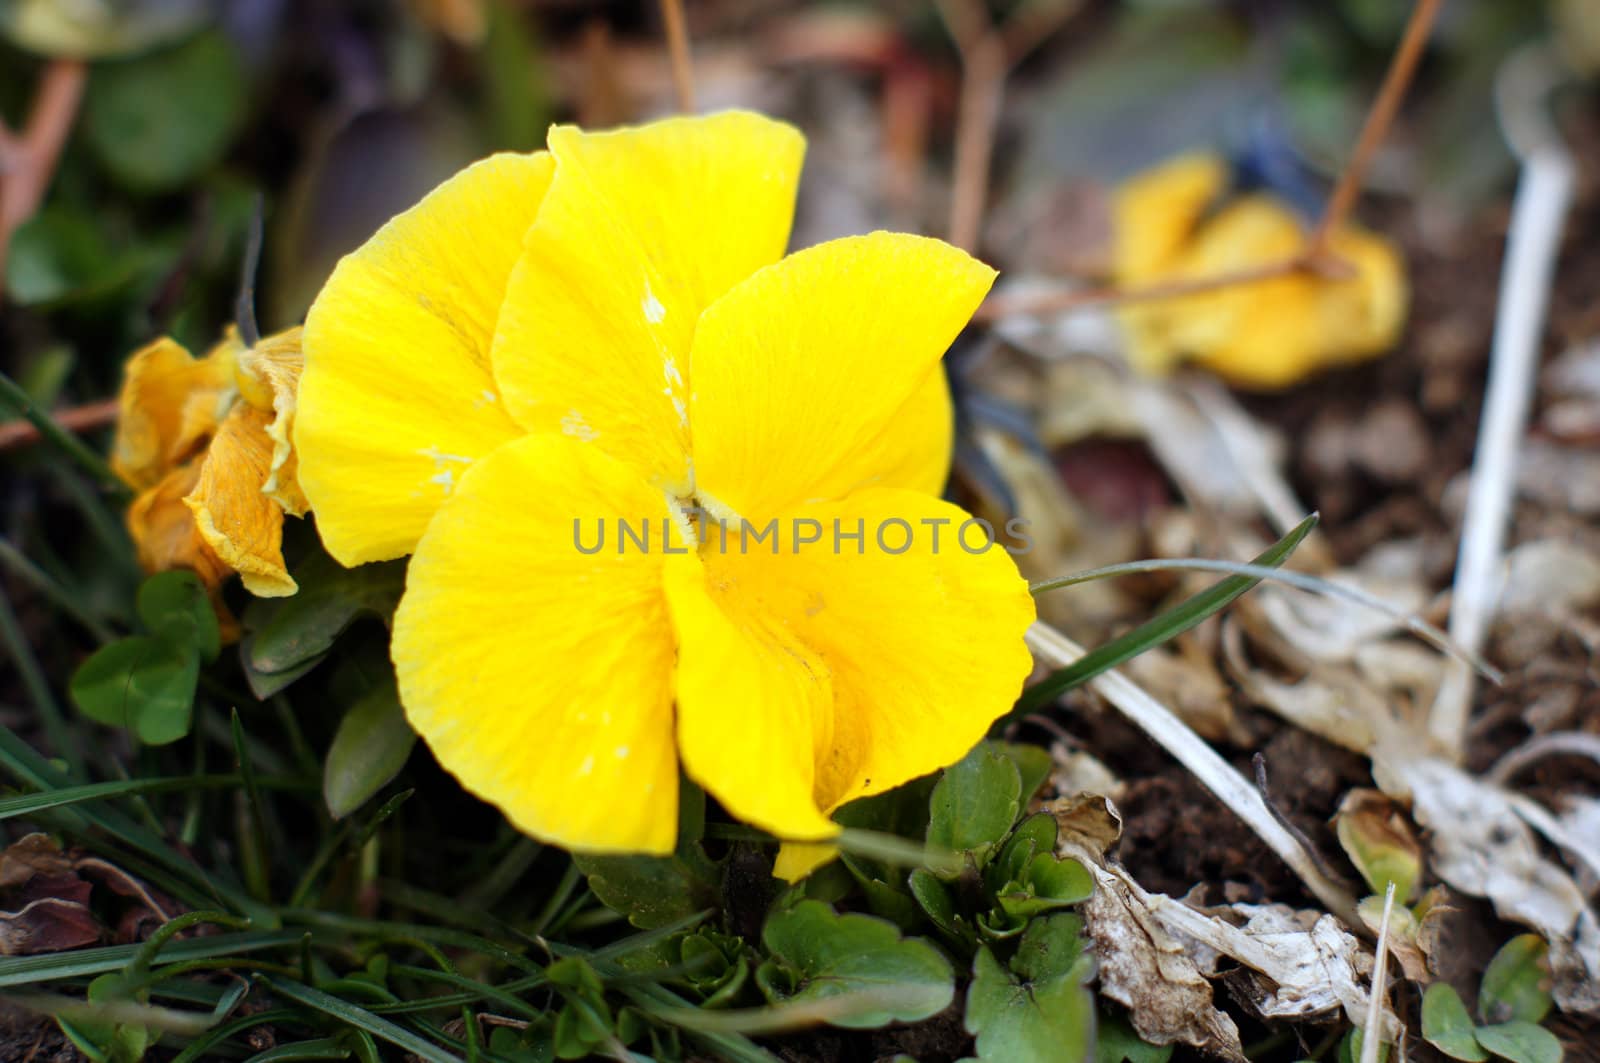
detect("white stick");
top-left (1429, 44), bottom-right (1576, 758)
top-left (1361, 883), bottom-right (1398, 1063)
top-left (1027, 621), bottom-right (1361, 925)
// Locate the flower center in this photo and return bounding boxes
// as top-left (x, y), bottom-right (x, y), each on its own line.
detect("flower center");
top-left (665, 490), bottom-right (745, 556)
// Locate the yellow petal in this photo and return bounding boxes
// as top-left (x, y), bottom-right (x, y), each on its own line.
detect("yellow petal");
top-left (112, 336), bottom-right (236, 490)
top-left (1314, 225), bottom-right (1408, 363)
top-left (297, 152), bottom-right (555, 565)
top-left (127, 463), bottom-right (232, 591)
top-left (491, 112), bottom-right (805, 492)
top-left (234, 326), bottom-right (308, 516)
top-left (689, 233), bottom-right (993, 523)
top-left (1113, 151), bottom-right (1228, 285)
top-left (1121, 196), bottom-right (1311, 381)
top-left (392, 433), bottom-right (681, 854)
top-left (185, 405), bottom-right (296, 598)
top-left (773, 841), bottom-right (840, 883)
top-left (662, 550), bottom-right (839, 844)
top-left (681, 488), bottom-right (1035, 829)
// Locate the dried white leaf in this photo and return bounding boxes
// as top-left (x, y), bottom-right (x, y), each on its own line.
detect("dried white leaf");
top-left (1378, 755), bottom-right (1600, 1015)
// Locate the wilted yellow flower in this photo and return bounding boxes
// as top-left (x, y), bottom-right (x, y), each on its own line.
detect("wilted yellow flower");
top-left (295, 112), bottom-right (1036, 872)
top-left (1113, 152), bottom-right (1407, 389)
top-left (112, 327), bottom-right (306, 602)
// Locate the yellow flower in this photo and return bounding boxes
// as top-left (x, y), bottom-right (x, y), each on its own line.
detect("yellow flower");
top-left (294, 112), bottom-right (1037, 872)
top-left (1113, 152), bottom-right (1408, 389)
top-left (112, 327), bottom-right (307, 603)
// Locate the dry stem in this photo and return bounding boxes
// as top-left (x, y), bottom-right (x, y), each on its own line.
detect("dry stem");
top-left (659, 0), bottom-right (696, 113)
top-left (0, 397), bottom-right (119, 451)
top-left (935, 0), bottom-right (1082, 252)
top-left (0, 59), bottom-right (87, 295)
top-left (1428, 42), bottom-right (1576, 760)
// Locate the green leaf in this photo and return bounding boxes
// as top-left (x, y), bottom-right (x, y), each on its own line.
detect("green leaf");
top-left (997, 854), bottom-right (1094, 921)
top-left (0, 930), bottom-right (303, 988)
top-left (1340, 1028), bottom-right (1389, 1063)
top-left (68, 572), bottom-right (222, 743)
top-left (57, 973), bottom-right (151, 1063)
top-left (841, 859), bottom-right (921, 931)
top-left (1014, 514), bottom-right (1317, 714)
top-left (1422, 984), bottom-right (1489, 1062)
top-left (1472, 1022), bottom-right (1562, 1063)
top-left (965, 935), bottom-right (1095, 1063)
top-left (1097, 1009), bottom-right (1173, 1063)
top-left (927, 744), bottom-right (1022, 867)
top-left (576, 786), bottom-right (719, 929)
top-left (758, 900), bottom-right (954, 1028)
top-left (5, 208), bottom-right (136, 307)
top-left (1479, 935), bottom-right (1553, 1025)
top-left (1011, 913), bottom-right (1090, 984)
top-left (323, 676), bottom-right (416, 819)
top-left (832, 774), bottom-right (938, 883)
top-left (1335, 792), bottom-right (1421, 904)
top-left (69, 636), bottom-right (198, 745)
top-left (137, 571), bottom-right (219, 662)
top-left (84, 32), bottom-right (248, 192)
top-left (991, 813), bottom-right (1058, 890)
top-left (246, 557), bottom-right (406, 676)
top-left (0, 0), bottom-right (207, 58)
top-left (908, 868), bottom-right (970, 944)
top-left (994, 742), bottom-right (1054, 805)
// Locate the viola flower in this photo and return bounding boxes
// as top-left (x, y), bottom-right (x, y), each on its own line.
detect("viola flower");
top-left (294, 112), bottom-right (1036, 875)
top-left (1113, 152), bottom-right (1408, 389)
top-left (113, 326), bottom-right (307, 606)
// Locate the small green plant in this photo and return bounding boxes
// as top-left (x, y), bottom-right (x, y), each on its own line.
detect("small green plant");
top-left (1422, 935), bottom-right (1563, 1063)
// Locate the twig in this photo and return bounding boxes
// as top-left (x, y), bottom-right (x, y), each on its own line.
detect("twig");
top-left (976, 0), bottom-right (1443, 321)
top-left (1027, 620), bottom-right (1362, 925)
top-left (659, 0), bottom-right (696, 113)
top-left (0, 397), bottom-right (119, 450)
top-left (1428, 43), bottom-right (1575, 760)
top-left (1307, 0), bottom-right (1441, 260)
top-left (1360, 882), bottom-right (1398, 1063)
top-left (974, 259), bottom-right (1305, 322)
top-left (934, 0), bottom-right (1082, 252)
top-left (0, 59), bottom-right (87, 294)
top-left (1488, 730), bottom-right (1600, 786)
top-left (0, 372), bottom-right (129, 495)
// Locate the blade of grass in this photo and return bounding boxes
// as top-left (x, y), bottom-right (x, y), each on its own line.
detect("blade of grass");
top-left (0, 929), bottom-right (304, 987)
top-left (169, 1007), bottom-right (304, 1063)
top-left (276, 910), bottom-right (542, 976)
top-left (0, 773), bottom-right (312, 821)
top-left (232, 709), bottom-right (273, 901)
top-left (1029, 556), bottom-right (1498, 680)
top-left (462, 837), bottom-right (542, 912)
top-left (0, 588), bottom-right (81, 779)
top-left (12, 993), bottom-right (214, 1035)
top-left (0, 537), bottom-right (114, 642)
top-left (1010, 514), bottom-right (1317, 717)
top-left (259, 977), bottom-right (464, 1063)
top-left (0, 726), bottom-right (286, 920)
top-left (387, 964), bottom-right (544, 1021)
top-left (129, 910), bottom-right (252, 984)
top-left (243, 1038), bottom-right (352, 1062)
top-left (621, 982), bottom-right (781, 1063)
top-left (0, 370), bottom-right (128, 495)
